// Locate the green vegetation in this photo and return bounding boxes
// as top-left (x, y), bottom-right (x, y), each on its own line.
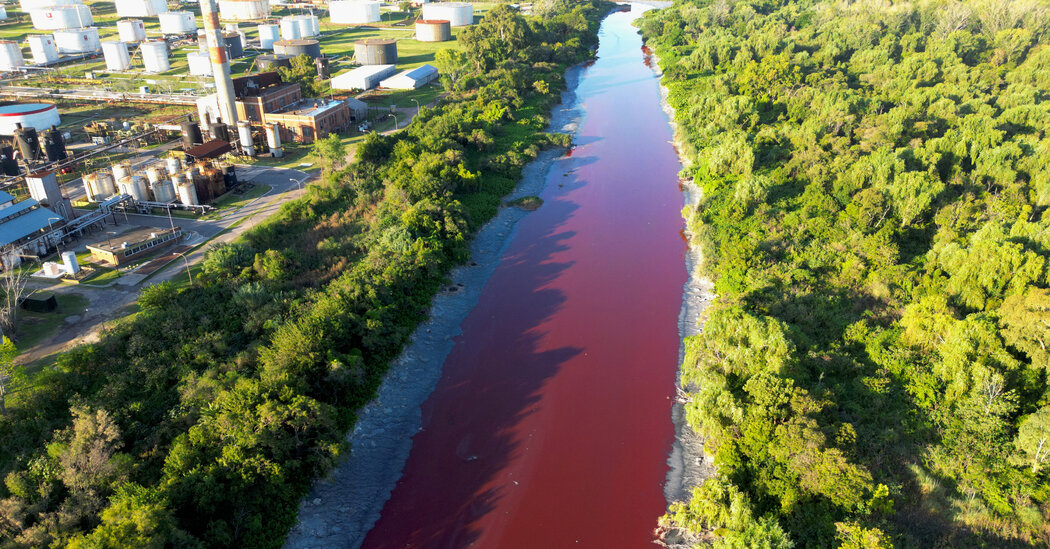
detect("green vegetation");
top-left (11, 294), bottom-right (91, 350)
top-left (507, 195), bottom-right (544, 210)
top-left (639, 0), bottom-right (1050, 547)
top-left (0, 1), bottom-right (610, 547)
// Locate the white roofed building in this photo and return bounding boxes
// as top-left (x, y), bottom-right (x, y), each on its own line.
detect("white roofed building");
top-left (379, 64), bottom-right (438, 90)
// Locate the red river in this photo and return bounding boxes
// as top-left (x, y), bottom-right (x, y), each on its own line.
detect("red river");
top-left (363, 6), bottom-right (686, 547)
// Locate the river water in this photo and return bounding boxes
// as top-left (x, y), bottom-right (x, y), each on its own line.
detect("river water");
top-left (363, 6), bottom-right (685, 547)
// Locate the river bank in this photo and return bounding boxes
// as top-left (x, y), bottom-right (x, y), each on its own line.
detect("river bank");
top-left (283, 66), bottom-right (586, 549)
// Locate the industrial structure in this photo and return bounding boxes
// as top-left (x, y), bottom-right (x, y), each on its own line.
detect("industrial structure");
top-left (355, 38), bottom-right (397, 65)
top-left (329, 0), bottom-right (380, 24)
top-left (159, 11), bottom-right (197, 35)
top-left (415, 19), bottom-right (451, 42)
top-left (331, 64), bottom-right (396, 91)
top-left (380, 64), bottom-right (439, 89)
top-left (114, 0), bottom-right (167, 17)
top-left (274, 38), bottom-right (321, 59)
top-left (422, 2), bottom-right (473, 26)
top-left (86, 226), bottom-right (182, 266)
top-left (27, 35), bottom-right (60, 65)
top-left (0, 103), bottom-right (61, 135)
top-left (217, 0), bottom-right (269, 21)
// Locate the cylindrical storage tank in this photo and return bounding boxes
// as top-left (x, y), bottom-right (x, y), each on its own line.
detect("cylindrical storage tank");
top-left (0, 104), bottom-right (60, 135)
top-left (0, 7), bottom-right (7, 20)
top-left (165, 156), bottom-right (181, 174)
top-left (114, 0), bottom-right (167, 17)
top-left (274, 39), bottom-right (320, 59)
top-left (279, 16), bottom-right (300, 40)
top-left (29, 5), bottom-right (92, 31)
top-left (101, 40), bottom-right (130, 71)
top-left (180, 121), bottom-right (203, 148)
top-left (354, 38), bottom-right (396, 65)
top-left (197, 29), bottom-right (207, 52)
top-left (184, 167), bottom-right (199, 183)
top-left (257, 23), bottom-right (279, 49)
top-left (145, 165), bottom-right (164, 184)
top-left (217, 0), bottom-right (269, 20)
top-left (329, 0), bottom-right (380, 24)
top-left (96, 170), bottom-right (116, 197)
top-left (0, 41), bottom-right (24, 70)
top-left (294, 15), bottom-right (315, 38)
top-left (422, 2), bottom-right (472, 26)
top-left (151, 178), bottom-right (175, 202)
top-left (27, 35), bottom-right (59, 65)
top-left (118, 175), bottom-right (148, 202)
top-left (117, 19), bottom-right (146, 43)
top-left (415, 19), bottom-right (451, 42)
top-left (255, 53), bottom-right (293, 71)
top-left (223, 32), bottom-right (243, 59)
top-left (112, 161), bottom-right (130, 182)
top-left (264, 122), bottom-right (281, 157)
top-left (20, 0), bottom-right (80, 9)
top-left (54, 27), bottom-right (101, 54)
top-left (159, 11), bottom-right (196, 34)
top-left (236, 120), bottom-right (253, 156)
top-left (187, 51), bottom-right (211, 75)
top-left (83, 173), bottom-right (99, 201)
top-left (140, 40), bottom-right (169, 73)
top-left (176, 180), bottom-right (199, 206)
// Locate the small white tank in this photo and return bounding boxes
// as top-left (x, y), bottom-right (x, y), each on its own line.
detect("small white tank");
top-left (187, 51), bottom-right (211, 76)
top-left (151, 179), bottom-right (176, 202)
top-left (112, 161), bottom-right (131, 181)
top-left (140, 40), bottom-right (169, 73)
top-left (197, 29), bottom-right (207, 52)
top-left (145, 165), bottom-right (165, 184)
top-left (294, 15), bottom-right (315, 38)
top-left (96, 170), bottom-right (116, 197)
top-left (117, 19), bottom-right (146, 42)
top-left (280, 16), bottom-right (300, 40)
top-left (264, 122), bottom-right (282, 158)
top-left (159, 11), bottom-right (196, 34)
top-left (101, 40), bottom-right (130, 71)
top-left (118, 175), bottom-right (148, 202)
top-left (177, 180), bottom-right (198, 206)
top-left (257, 23), bottom-right (279, 49)
top-left (54, 27), bottom-right (101, 54)
top-left (165, 156), bottom-right (181, 174)
top-left (27, 35), bottom-right (59, 65)
top-left (236, 120), bottom-right (253, 156)
top-left (329, 1), bottom-right (380, 25)
top-left (0, 41), bottom-right (24, 70)
top-left (82, 173), bottom-right (100, 201)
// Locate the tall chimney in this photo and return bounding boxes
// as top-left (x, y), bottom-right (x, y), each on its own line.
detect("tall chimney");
top-left (200, 0), bottom-right (238, 129)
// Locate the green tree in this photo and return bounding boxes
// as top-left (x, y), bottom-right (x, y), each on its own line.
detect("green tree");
top-left (312, 132), bottom-right (347, 174)
top-left (278, 54), bottom-right (327, 98)
top-left (1017, 407), bottom-right (1050, 473)
top-left (0, 335), bottom-right (16, 414)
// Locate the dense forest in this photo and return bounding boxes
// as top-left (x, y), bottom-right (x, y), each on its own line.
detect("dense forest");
top-left (0, 1), bottom-right (609, 546)
top-left (640, 0), bottom-right (1049, 547)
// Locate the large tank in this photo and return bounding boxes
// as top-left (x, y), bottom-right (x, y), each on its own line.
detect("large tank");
top-left (422, 2), bottom-right (473, 26)
top-left (54, 27), bottom-right (101, 54)
top-left (354, 38), bottom-right (396, 65)
top-left (274, 39), bottom-right (320, 59)
top-left (27, 35), bottom-right (59, 65)
top-left (223, 32), bottom-right (243, 59)
top-left (20, 0), bottom-right (80, 10)
top-left (117, 19), bottom-right (145, 42)
top-left (217, 0), bottom-right (268, 20)
top-left (114, 0), bottom-right (167, 17)
top-left (101, 40), bottom-right (130, 71)
top-left (141, 40), bottom-right (169, 72)
top-left (43, 125), bottom-right (65, 162)
top-left (257, 23), bottom-right (279, 49)
top-left (0, 41), bottom-right (24, 70)
top-left (255, 53), bottom-right (292, 71)
top-left (264, 122), bottom-right (281, 158)
top-left (111, 161), bottom-right (130, 181)
top-left (118, 175), bottom-right (148, 202)
top-left (279, 16), bottom-right (300, 40)
top-left (329, 0), bottom-right (380, 24)
top-left (415, 19), bottom-right (451, 42)
top-left (82, 173), bottom-right (100, 201)
top-left (84, 171), bottom-right (118, 201)
top-left (0, 103), bottom-right (60, 134)
top-left (151, 178), bottom-right (176, 202)
top-left (29, 5), bottom-right (92, 31)
top-left (165, 156), bottom-right (181, 175)
top-left (159, 11), bottom-right (196, 34)
top-left (180, 121), bottom-right (203, 148)
top-left (144, 165), bottom-right (164, 184)
top-left (236, 120), bottom-right (253, 156)
top-left (294, 15), bottom-right (316, 38)
top-left (176, 179), bottom-right (199, 206)
top-left (187, 51), bottom-right (211, 75)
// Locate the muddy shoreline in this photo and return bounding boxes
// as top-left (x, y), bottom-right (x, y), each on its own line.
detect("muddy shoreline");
top-left (283, 66), bottom-right (586, 549)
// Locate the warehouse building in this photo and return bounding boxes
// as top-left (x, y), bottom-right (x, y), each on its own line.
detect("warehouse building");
top-left (86, 226), bottom-right (182, 266)
top-left (380, 64), bottom-right (439, 90)
top-left (0, 190), bottom-right (65, 269)
top-left (331, 64), bottom-right (396, 91)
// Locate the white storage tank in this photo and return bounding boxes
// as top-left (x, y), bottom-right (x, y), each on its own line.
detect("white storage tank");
top-left (151, 179), bottom-right (176, 202)
top-left (102, 40), bottom-right (131, 71)
top-left (329, 0), bottom-right (380, 24)
top-left (165, 156), bottom-right (181, 174)
top-left (0, 103), bottom-right (60, 134)
top-left (145, 165), bottom-right (165, 184)
top-left (264, 122), bottom-right (281, 157)
top-left (112, 161), bottom-right (131, 182)
top-left (422, 2), bottom-right (473, 26)
top-left (176, 179), bottom-right (198, 206)
top-left (0, 7), bottom-right (7, 20)
top-left (159, 11), bottom-right (196, 34)
top-left (257, 23), bottom-right (279, 49)
top-left (236, 120), bottom-right (253, 155)
top-left (117, 19), bottom-right (145, 42)
top-left (29, 5), bottom-right (93, 31)
top-left (415, 19), bottom-right (451, 42)
top-left (140, 40), bottom-right (169, 73)
top-left (0, 41), bottom-right (24, 70)
top-left (294, 15), bottom-right (314, 38)
top-left (54, 27), bottom-right (101, 54)
top-left (118, 175), bottom-right (148, 202)
top-left (279, 16), bottom-right (300, 40)
top-left (114, 0), bottom-right (167, 17)
top-left (187, 51), bottom-right (211, 75)
top-left (20, 0), bottom-right (80, 10)
top-left (27, 35), bottom-right (59, 65)
top-left (217, 0), bottom-right (268, 20)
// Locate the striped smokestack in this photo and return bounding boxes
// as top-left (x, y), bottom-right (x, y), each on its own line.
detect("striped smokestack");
top-left (200, 0), bottom-right (238, 128)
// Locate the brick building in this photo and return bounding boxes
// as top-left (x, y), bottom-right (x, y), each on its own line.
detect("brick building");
top-left (263, 98), bottom-right (353, 143)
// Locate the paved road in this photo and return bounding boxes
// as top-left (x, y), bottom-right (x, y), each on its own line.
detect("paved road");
top-left (17, 165), bottom-right (313, 364)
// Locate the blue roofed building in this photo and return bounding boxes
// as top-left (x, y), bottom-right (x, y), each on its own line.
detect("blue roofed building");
top-left (0, 190), bottom-right (64, 269)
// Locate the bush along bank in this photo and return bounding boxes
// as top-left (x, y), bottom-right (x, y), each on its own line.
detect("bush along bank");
top-left (0, 1), bottom-right (612, 547)
top-left (640, 1), bottom-right (1050, 548)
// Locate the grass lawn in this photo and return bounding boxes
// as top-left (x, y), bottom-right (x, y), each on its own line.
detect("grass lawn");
top-left (12, 292), bottom-right (90, 351)
top-left (79, 265), bottom-right (120, 286)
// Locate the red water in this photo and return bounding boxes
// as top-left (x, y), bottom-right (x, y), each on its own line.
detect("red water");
top-left (363, 7), bottom-right (685, 548)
